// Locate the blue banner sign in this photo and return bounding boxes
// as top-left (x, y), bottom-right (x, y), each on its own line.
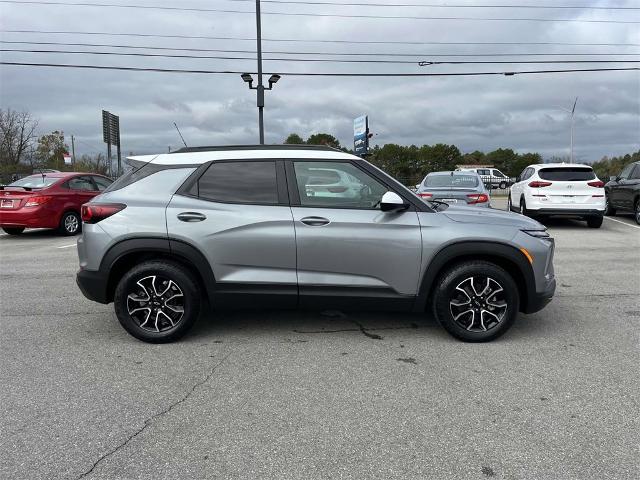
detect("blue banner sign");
top-left (353, 115), bottom-right (368, 156)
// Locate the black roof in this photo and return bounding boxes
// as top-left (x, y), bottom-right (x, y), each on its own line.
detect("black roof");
top-left (171, 144), bottom-right (341, 154)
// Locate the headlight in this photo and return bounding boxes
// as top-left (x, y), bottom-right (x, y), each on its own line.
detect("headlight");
top-left (522, 229), bottom-right (551, 239)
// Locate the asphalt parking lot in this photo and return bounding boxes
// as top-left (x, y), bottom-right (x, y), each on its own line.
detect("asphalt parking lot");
top-left (1, 198), bottom-right (639, 480)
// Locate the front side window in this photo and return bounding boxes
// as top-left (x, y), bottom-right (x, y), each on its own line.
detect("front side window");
top-left (92, 176), bottom-right (113, 191)
top-left (197, 161), bottom-right (278, 204)
top-left (618, 163), bottom-right (635, 180)
top-left (629, 164), bottom-right (640, 180)
top-left (294, 161), bottom-right (387, 209)
top-left (492, 170), bottom-right (505, 178)
top-left (538, 167), bottom-right (595, 181)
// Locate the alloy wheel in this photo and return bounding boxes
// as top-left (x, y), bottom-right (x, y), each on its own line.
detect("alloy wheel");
top-left (449, 276), bottom-right (508, 332)
top-left (65, 214), bottom-right (79, 233)
top-left (127, 275), bottom-right (185, 332)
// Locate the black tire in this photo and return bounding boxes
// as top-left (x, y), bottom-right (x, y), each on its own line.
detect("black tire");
top-left (520, 197), bottom-right (531, 217)
top-left (499, 181), bottom-right (507, 190)
top-left (635, 199), bottom-right (640, 225)
top-left (604, 194), bottom-right (616, 216)
top-left (58, 211), bottom-right (81, 236)
top-left (586, 216), bottom-right (603, 229)
top-left (433, 261), bottom-right (519, 342)
top-left (2, 227), bottom-right (25, 235)
top-left (507, 194), bottom-right (513, 212)
top-left (114, 261), bottom-right (201, 343)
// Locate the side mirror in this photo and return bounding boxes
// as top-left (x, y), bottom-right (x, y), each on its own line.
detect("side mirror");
top-left (609, 176), bottom-right (617, 182)
top-left (380, 191), bottom-right (408, 212)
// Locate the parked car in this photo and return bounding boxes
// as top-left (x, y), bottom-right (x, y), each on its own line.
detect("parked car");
top-left (0, 172), bottom-right (113, 235)
top-left (457, 167), bottom-right (512, 189)
top-left (604, 161), bottom-right (640, 225)
top-left (508, 163), bottom-right (605, 228)
top-left (416, 171), bottom-right (491, 207)
top-left (302, 167), bottom-right (365, 199)
top-left (76, 145), bottom-right (555, 344)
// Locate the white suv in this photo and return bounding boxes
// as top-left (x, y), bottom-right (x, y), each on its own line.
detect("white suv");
top-left (508, 163), bottom-right (605, 228)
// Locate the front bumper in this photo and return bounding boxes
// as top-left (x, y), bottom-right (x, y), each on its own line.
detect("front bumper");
top-left (523, 276), bottom-right (556, 314)
top-left (76, 268), bottom-right (109, 304)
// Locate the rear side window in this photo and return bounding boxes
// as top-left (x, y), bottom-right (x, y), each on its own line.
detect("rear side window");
top-left (196, 161), bottom-right (278, 204)
top-left (539, 167), bottom-right (595, 181)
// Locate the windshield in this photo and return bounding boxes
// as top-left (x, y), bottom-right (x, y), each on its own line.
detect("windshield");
top-left (539, 167), bottom-right (595, 181)
top-left (424, 175), bottom-right (479, 188)
top-left (8, 175), bottom-right (59, 188)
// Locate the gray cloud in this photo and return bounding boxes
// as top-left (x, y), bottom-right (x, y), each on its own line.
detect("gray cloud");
top-left (0, 0), bottom-right (638, 162)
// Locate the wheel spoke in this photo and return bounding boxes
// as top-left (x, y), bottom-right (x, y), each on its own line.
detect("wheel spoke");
top-left (127, 274), bottom-right (185, 333)
top-left (453, 309), bottom-right (473, 321)
top-left (450, 274), bottom-right (509, 333)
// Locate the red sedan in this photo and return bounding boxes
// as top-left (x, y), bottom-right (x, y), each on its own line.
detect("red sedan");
top-left (0, 172), bottom-right (113, 236)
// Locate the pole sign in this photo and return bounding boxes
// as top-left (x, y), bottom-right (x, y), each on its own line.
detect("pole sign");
top-left (353, 115), bottom-right (369, 156)
top-left (63, 153), bottom-right (72, 165)
top-left (102, 110), bottom-right (122, 177)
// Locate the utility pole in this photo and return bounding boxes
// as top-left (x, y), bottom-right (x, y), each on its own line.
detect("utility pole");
top-left (255, 0), bottom-right (265, 144)
top-left (71, 135), bottom-right (76, 167)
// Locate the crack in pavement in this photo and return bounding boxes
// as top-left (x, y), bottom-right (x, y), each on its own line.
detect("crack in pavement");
top-left (293, 322), bottom-right (422, 339)
top-left (74, 352), bottom-right (231, 479)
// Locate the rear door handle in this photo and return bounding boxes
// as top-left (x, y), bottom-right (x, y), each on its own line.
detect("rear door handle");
top-left (177, 212), bottom-right (206, 222)
top-left (300, 216), bottom-right (330, 226)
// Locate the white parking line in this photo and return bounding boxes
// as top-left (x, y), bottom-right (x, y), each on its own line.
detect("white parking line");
top-left (604, 216), bottom-right (640, 230)
top-left (57, 243), bottom-right (78, 249)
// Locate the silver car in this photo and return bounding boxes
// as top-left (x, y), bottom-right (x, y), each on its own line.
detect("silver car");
top-left (76, 145), bottom-right (555, 343)
top-left (416, 171), bottom-right (491, 207)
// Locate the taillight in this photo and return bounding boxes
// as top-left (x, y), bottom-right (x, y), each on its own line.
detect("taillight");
top-left (529, 181), bottom-right (552, 188)
top-left (587, 180), bottom-right (604, 188)
top-left (25, 195), bottom-right (53, 207)
top-left (467, 193), bottom-right (489, 204)
top-left (418, 193), bottom-right (433, 198)
top-left (81, 203), bottom-right (126, 223)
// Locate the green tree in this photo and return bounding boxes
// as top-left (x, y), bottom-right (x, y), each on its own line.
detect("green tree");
top-left (36, 131), bottom-right (69, 170)
top-left (306, 133), bottom-right (340, 149)
top-left (284, 133), bottom-right (304, 144)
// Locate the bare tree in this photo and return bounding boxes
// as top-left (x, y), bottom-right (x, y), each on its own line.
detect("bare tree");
top-left (0, 109), bottom-right (38, 168)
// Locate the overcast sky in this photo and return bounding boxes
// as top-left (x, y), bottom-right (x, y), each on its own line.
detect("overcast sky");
top-left (1, 0), bottom-right (639, 162)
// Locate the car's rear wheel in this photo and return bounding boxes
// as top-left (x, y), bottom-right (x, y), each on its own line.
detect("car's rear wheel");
top-left (433, 261), bottom-right (519, 342)
top-left (520, 197), bottom-right (531, 217)
top-left (507, 194), bottom-right (513, 212)
top-left (586, 215), bottom-right (603, 229)
top-left (635, 199), bottom-right (640, 225)
top-left (499, 181), bottom-right (507, 190)
top-left (2, 227), bottom-right (25, 235)
top-left (58, 211), bottom-right (81, 236)
top-left (604, 194), bottom-right (616, 216)
top-left (114, 261), bottom-right (201, 343)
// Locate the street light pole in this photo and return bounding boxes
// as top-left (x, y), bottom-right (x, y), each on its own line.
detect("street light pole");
top-left (255, 0), bottom-right (265, 144)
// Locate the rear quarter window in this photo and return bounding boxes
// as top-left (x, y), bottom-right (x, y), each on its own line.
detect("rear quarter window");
top-left (538, 167), bottom-right (595, 181)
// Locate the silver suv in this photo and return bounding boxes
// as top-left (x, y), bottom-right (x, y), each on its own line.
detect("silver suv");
top-left (76, 145), bottom-right (555, 343)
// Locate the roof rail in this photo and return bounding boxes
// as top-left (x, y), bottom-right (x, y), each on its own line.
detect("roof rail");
top-left (171, 144), bottom-right (342, 154)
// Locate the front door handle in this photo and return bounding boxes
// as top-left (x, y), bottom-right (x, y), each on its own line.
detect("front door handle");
top-left (177, 212), bottom-right (206, 222)
top-left (300, 216), bottom-right (330, 226)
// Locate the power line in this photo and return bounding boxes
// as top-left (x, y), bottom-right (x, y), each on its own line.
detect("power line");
top-left (2, 61), bottom-right (638, 76)
top-left (2, 1), bottom-right (638, 24)
top-left (228, 0), bottom-right (638, 9)
top-left (3, 30), bottom-right (639, 48)
top-left (2, 42), bottom-right (638, 58)
top-left (3, 48), bottom-right (638, 65)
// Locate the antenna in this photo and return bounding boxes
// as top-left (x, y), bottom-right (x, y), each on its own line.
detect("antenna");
top-left (173, 122), bottom-right (188, 148)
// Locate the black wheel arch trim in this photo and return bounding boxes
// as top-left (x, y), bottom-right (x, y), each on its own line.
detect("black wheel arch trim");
top-left (414, 240), bottom-right (536, 314)
top-left (96, 237), bottom-right (216, 303)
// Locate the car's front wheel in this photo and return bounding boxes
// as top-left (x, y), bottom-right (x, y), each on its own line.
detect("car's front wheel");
top-left (635, 199), bottom-right (640, 225)
top-left (507, 194), bottom-right (513, 212)
top-left (114, 261), bottom-right (201, 343)
top-left (2, 227), bottom-right (25, 235)
top-left (433, 261), bottom-right (519, 342)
